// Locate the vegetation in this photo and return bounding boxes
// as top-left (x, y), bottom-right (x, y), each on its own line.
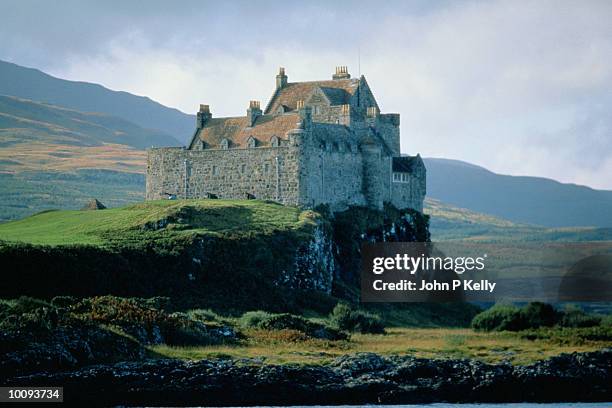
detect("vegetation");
top-left (329, 303), bottom-right (385, 334)
top-left (3, 295), bottom-right (608, 371)
top-left (472, 302), bottom-right (607, 332)
top-left (425, 198), bottom-right (612, 242)
top-left (0, 199), bottom-right (311, 247)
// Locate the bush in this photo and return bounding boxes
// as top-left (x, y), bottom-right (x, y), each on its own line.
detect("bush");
top-left (471, 303), bottom-right (523, 331)
top-left (239, 311), bottom-right (346, 340)
top-left (239, 310), bottom-right (274, 329)
top-left (521, 302), bottom-right (558, 328)
top-left (50, 296), bottom-right (78, 308)
top-left (559, 305), bottom-right (602, 328)
top-left (472, 302), bottom-right (603, 332)
top-left (329, 303), bottom-right (385, 334)
top-left (187, 309), bottom-right (221, 323)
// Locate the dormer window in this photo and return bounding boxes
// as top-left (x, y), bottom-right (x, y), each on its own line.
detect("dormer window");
top-left (220, 138), bottom-right (230, 150)
top-left (247, 136), bottom-right (257, 148)
top-left (270, 135), bottom-right (280, 147)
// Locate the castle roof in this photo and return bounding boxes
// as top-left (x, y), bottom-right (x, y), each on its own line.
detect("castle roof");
top-left (265, 79), bottom-right (359, 114)
top-left (193, 112), bottom-right (301, 148)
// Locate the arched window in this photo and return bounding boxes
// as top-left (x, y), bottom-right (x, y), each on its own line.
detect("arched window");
top-left (270, 135), bottom-right (280, 147)
top-left (220, 138), bottom-right (230, 150)
top-left (247, 136), bottom-right (257, 148)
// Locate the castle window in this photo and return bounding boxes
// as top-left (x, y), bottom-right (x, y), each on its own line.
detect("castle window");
top-left (247, 136), bottom-right (257, 148)
top-left (332, 142), bottom-right (339, 151)
top-left (264, 163), bottom-right (270, 173)
top-left (393, 172), bottom-right (410, 183)
top-left (270, 135), bottom-right (280, 147)
top-left (212, 165), bottom-right (218, 175)
top-left (220, 138), bottom-right (230, 150)
top-left (241, 164), bottom-right (246, 174)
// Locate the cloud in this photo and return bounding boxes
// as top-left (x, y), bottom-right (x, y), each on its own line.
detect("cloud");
top-left (0, 0), bottom-right (611, 189)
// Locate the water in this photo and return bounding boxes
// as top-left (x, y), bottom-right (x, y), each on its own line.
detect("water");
top-left (240, 404), bottom-right (612, 408)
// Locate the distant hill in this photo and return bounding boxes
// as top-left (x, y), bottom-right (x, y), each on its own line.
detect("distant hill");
top-left (0, 95), bottom-right (179, 149)
top-left (425, 198), bottom-right (612, 242)
top-left (0, 60), bottom-right (193, 143)
top-left (424, 158), bottom-right (612, 228)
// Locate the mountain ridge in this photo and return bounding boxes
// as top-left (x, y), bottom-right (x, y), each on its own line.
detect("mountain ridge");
top-left (0, 60), bottom-right (193, 143)
top-left (424, 157), bottom-right (612, 228)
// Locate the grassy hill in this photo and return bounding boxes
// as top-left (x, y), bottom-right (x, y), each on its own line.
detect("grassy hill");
top-left (0, 199), bottom-right (310, 247)
top-left (0, 94), bottom-right (178, 221)
top-left (0, 94), bottom-right (179, 150)
top-left (0, 60), bottom-right (193, 142)
top-left (425, 198), bottom-right (612, 242)
top-left (424, 157), bottom-right (612, 228)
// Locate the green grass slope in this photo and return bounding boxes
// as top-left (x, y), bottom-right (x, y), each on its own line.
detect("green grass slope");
top-left (0, 170), bottom-right (144, 223)
top-left (0, 199), bottom-right (311, 247)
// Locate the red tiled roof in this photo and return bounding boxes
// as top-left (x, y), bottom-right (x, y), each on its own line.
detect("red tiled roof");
top-left (265, 79), bottom-right (359, 114)
top-left (195, 112), bottom-right (301, 148)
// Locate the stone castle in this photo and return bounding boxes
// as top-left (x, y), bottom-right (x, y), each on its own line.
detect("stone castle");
top-left (146, 66), bottom-right (426, 212)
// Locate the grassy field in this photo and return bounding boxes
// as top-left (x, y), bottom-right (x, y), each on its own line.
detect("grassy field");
top-left (0, 199), bottom-right (311, 246)
top-left (150, 327), bottom-right (610, 366)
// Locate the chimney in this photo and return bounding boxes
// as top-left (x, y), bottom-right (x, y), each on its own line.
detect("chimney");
top-left (332, 66), bottom-right (350, 80)
top-left (247, 100), bottom-right (262, 126)
top-left (196, 104), bottom-right (211, 128)
top-left (297, 101), bottom-right (311, 128)
top-left (276, 67), bottom-right (288, 89)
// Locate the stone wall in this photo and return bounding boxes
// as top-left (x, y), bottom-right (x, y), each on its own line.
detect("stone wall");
top-left (390, 162), bottom-right (426, 211)
top-left (146, 145), bottom-right (301, 204)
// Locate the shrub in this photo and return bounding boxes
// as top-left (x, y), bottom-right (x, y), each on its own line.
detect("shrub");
top-left (239, 310), bottom-right (274, 329)
top-left (559, 305), bottom-right (601, 328)
top-left (329, 303), bottom-right (385, 334)
top-left (239, 311), bottom-right (346, 340)
top-left (50, 296), bottom-right (78, 308)
top-left (471, 303), bottom-right (523, 331)
top-left (6, 296), bottom-right (53, 315)
top-left (187, 309), bottom-right (221, 323)
top-left (520, 302), bottom-right (558, 328)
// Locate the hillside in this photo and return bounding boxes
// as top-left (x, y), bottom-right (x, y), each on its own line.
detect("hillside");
top-left (425, 198), bottom-right (612, 242)
top-left (0, 94), bottom-right (178, 221)
top-left (0, 94), bottom-right (179, 150)
top-left (424, 158), bottom-right (612, 228)
top-left (0, 199), bottom-right (310, 247)
top-left (0, 60), bottom-right (194, 142)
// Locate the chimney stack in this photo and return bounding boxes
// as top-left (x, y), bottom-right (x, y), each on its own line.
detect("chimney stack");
top-left (247, 100), bottom-right (262, 126)
top-left (276, 67), bottom-right (288, 89)
top-left (332, 66), bottom-right (350, 80)
top-left (196, 104), bottom-right (212, 128)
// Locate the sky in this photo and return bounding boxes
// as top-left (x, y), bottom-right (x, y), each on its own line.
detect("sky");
top-left (1, 0), bottom-right (611, 189)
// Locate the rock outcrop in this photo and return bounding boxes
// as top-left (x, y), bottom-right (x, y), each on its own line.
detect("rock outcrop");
top-left (3, 350), bottom-right (610, 406)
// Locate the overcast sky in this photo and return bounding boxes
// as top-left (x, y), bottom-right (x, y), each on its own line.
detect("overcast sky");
top-left (1, 0), bottom-right (611, 189)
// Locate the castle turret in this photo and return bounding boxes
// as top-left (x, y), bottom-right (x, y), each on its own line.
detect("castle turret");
top-left (247, 100), bottom-right (262, 127)
top-left (332, 66), bottom-right (350, 80)
top-left (276, 67), bottom-right (288, 89)
top-left (196, 104), bottom-right (211, 129)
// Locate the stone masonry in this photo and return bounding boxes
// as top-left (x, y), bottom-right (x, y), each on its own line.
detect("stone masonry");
top-left (146, 66), bottom-right (426, 212)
